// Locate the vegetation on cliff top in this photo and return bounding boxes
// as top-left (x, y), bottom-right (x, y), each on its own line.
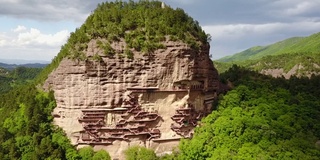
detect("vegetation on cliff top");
top-left (36, 0), bottom-right (209, 84)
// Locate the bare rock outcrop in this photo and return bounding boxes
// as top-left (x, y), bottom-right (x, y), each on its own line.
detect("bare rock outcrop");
top-left (44, 39), bottom-right (219, 159)
top-left (260, 63), bottom-right (320, 79)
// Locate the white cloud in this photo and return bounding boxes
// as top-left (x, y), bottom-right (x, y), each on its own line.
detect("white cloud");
top-left (269, 0), bottom-right (320, 18)
top-left (0, 39), bottom-right (6, 47)
top-left (204, 21), bottom-right (320, 41)
top-left (285, 2), bottom-right (313, 16)
top-left (15, 28), bottom-right (69, 46)
top-left (0, 0), bottom-right (102, 22)
top-left (0, 33), bottom-right (10, 47)
top-left (12, 25), bottom-right (27, 32)
top-left (2, 0), bottom-right (18, 3)
top-left (203, 23), bottom-right (285, 41)
top-left (8, 27), bottom-right (69, 47)
top-left (0, 26), bottom-right (69, 60)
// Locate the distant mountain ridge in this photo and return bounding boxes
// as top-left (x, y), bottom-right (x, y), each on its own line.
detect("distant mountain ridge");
top-left (214, 32), bottom-right (320, 78)
top-left (0, 59), bottom-right (50, 65)
top-left (218, 32), bottom-right (320, 62)
top-left (0, 62), bottom-right (48, 70)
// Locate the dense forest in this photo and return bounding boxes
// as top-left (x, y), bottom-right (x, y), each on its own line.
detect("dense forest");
top-left (178, 65), bottom-right (320, 159)
top-left (0, 67), bottom-right (42, 94)
top-left (0, 82), bottom-right (113, 159)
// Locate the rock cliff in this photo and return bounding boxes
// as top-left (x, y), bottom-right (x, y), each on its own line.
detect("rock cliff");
top-left (44, 38), bottom-right (220, 158)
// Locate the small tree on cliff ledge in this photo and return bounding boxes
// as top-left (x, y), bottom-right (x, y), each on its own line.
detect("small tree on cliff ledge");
top-left (125, 146), bottom-right (158, 160)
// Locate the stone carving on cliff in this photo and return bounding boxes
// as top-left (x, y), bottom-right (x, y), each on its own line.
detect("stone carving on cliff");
top-left (77, 89), bottom-right (161, 145)
top-left (44, 39), bottom-right (220, 159)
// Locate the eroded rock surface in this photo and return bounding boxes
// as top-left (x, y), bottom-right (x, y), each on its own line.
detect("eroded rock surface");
top-left (44, 39), bottom-right (220, 159)
top-left (260, 63), bottom-right (320, 79)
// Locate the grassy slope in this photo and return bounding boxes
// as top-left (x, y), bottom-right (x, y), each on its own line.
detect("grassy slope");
top-left (218, 32), bottom-right (320, 62)
top-left (214, 32), bottom-right (320, 74)
top-left (214, 52), bottom-right (320, 74)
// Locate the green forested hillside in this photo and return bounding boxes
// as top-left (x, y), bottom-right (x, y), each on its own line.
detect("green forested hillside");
top-left (214, 32), bottom-right (320, 76)
top-left (178, 66), bottom-right (320, 159)
top-left (214, 52), bottom-right (320, 75)
top-left (0, 86), bottom-right (74, 159)
top-left (0, 67), bottom-right (43, 94)
top-left (0, 84), bottom-right (112, 159)
top-left (0, 67), bottom-right (8, 75)
top-left (218, 32), bottom-right (320, 62)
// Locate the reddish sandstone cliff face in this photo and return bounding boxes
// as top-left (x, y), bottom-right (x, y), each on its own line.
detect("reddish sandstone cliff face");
top-left (44, 38), bottom-right (219, 159)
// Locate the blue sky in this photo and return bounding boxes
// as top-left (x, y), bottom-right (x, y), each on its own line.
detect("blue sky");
top-left (1, 0), bottom-right (320, 62)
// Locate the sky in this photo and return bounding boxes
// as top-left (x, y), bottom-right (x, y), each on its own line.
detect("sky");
top-left (0, 0), bottom-right (320, 63)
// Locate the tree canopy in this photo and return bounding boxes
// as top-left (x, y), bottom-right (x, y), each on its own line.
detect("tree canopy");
top-left (125, 146), bottom-right (158, 160)
top-left (0, 67), bottom-right (42, 94)
top-left (178, 65), bottom-right (320, 159)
